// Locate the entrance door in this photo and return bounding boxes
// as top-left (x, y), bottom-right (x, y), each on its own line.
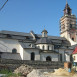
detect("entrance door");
top-left (31, 52), bottom-right (35, 61)
top-left (70, 54), bottom-right (73, 62)
top-left (46, 56), bottom-right (51, 61)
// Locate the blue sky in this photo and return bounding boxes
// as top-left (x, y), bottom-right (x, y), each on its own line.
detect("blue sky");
top-left (0, 0), bottom-right (77, 36)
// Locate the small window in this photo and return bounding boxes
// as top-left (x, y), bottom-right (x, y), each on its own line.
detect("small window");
top-left (70, 55), bottom-right (73, 62)
top-left (42, 45), bottom-right (44, 50)
top-left (48, 46), bottom-right (49, 50)
top-left (26, 36), bottom-right (29, 39)
top-left (72, 38), bottom-right (74, 41)
top-left (12, 48), bottom-right (17, 53)
top-left (70, 24), bottom-right (72, 28)
top-left (7, 34), bottom-right (12, 38)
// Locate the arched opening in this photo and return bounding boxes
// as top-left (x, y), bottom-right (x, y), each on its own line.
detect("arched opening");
top-left (60, 54), bottom-right (62, 62)
top-left (48, 45), bottom-right (49, 50)
top-left (46, 56), bottom-right (51, 61)
top-left (12, 48), bottom-right (17, 53)
top-left (70, 54), bottom-right (73, 62)
top-left (42, 45), bottom-right (44, 50)
top-left (72, 37), bottom-right (74, 41)
top-left (31, 52), bottom-right (35, 61)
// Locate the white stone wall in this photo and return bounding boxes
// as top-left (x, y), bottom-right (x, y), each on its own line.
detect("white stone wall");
top-left (36, 44), bottom-right (54, 50)
top-left (58, 49), bottom-right (73, 62)
top-left (23, 49), bottom-right (40, 60)
top-left (19, 44), bottom-right (24, 60)
top-left (0, 38), bottom-right (20, 53)
top-left (40, 53), bottom-right (58, 61)
top-left (0, 38), bottom-right (24, 60)
top-left (1, 53), bottom-right (22, 60)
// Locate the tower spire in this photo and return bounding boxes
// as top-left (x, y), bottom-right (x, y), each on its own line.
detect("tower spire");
top-left (64, 1), bottom-right (72, 16)
top-left (66, 0), bottom-right (67, 4)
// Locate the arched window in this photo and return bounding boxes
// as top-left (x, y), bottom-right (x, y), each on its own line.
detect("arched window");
top-left (46, 56), bottom-right (51, 61)
top-left (31, 52), bottom-right (35, 61)
top-left (48, 45), bottom-right (49, 50)
top-left (12, 48), bottom-right (17, 53)
top-left (43, 45), bottom-right (44, 50)
top-left (72, 37), bottom-right (74, 41)
top-left (60, 54), bottom-right (62, 62)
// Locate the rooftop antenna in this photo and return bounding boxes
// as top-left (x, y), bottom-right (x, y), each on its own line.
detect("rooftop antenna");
top-left (0, 0), bottom-right (8, 11)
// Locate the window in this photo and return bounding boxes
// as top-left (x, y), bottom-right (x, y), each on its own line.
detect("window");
top-left (48, 45), bottom-right (49, 50)
top-left (72, 38), bottom-right (74, 41)
top-left (60, 54), bottom-right (62, 62)
top-left (42, 45), bottom-right (44, 50)
top-left (70, 55), bottom-right (73, 62)
top-left (12, 48), bottom-right (17, 53)
top-left (70, 24), bottom-right (72, 28)
top-left (7, 34), bottom-right (12, 38)
top-left (54, 45), bottom-right (60, 49)
top-left (46, 56), bottom-right (51, 61)
top-left (31, 52), bottom-right (35, 61)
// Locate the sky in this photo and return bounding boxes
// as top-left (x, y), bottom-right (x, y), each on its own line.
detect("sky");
top-left (0, 0), bottom-right (77, 36)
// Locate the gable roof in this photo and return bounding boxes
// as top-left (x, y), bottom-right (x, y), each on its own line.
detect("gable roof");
top-left (0, 30), bottom-right (31, 36)
top-left (72, 47), bottom-right (77, 54)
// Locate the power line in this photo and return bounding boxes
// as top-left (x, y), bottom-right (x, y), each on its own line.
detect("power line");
top-left (0, 0), bottom-right (8, 11)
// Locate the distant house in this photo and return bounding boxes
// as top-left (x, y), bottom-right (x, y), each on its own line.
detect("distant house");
top-left (72, 47), bottom-right (77, 62)
top-left (0, 2), bottom-right (77, 62)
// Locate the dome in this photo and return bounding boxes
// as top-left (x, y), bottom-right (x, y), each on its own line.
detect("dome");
top-left (36, 37), bottom-right (53, 44)
top-left (41, 29), bottom-right (48, 33)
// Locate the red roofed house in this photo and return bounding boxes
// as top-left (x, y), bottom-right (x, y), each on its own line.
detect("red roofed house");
top-left (72, 47), bottom-right (77, 62)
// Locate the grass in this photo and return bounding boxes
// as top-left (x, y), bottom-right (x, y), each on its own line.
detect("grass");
top-left (0, 69), bottom-right (21, 77)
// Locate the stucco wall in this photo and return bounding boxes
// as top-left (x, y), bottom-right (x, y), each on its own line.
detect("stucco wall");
top-left (1, 53), bottom-right (22, 60)
top-left (57, 49), bottom-right (73, 62)
top-left (36, 44), bottom-right (54, 50)
top-left (40, 53), bottom-right (58, 61)
top-left (0, 38), bottom-right (20, 53)
top-left (23, 49), bottom-right (40, 60)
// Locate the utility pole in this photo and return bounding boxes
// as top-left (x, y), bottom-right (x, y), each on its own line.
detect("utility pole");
top-left (0, 0), bottom-right (8, 11)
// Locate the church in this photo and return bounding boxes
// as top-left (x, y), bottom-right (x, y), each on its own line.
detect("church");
top-left (0, 2), bottom-right (77, 62)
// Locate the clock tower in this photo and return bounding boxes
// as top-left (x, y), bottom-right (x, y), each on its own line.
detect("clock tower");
top-left (60, 2), bottom-right (77, 45)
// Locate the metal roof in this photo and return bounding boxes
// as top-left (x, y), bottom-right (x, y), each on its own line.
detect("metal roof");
top-left (36, 37), bottom-right (53, 44)
top-left (0, 30), bottom-right (31, 36)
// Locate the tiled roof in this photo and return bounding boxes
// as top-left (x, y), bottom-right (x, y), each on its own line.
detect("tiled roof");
top-left (72, 47), bottom-right (77, 54)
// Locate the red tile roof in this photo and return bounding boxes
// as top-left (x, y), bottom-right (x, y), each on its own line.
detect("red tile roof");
top-left (72, 47), bottom-right (77, 54)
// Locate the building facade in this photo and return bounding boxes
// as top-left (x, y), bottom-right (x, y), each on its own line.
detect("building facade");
top-left (0, 2), bottom-right (77, 62)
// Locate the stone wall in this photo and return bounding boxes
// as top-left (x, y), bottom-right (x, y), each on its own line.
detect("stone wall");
top-left (0, 58), bottom-right (64, 71)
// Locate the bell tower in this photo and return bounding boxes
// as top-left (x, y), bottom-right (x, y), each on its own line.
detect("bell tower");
top-left (60, 2), bottom-right (77, 45)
